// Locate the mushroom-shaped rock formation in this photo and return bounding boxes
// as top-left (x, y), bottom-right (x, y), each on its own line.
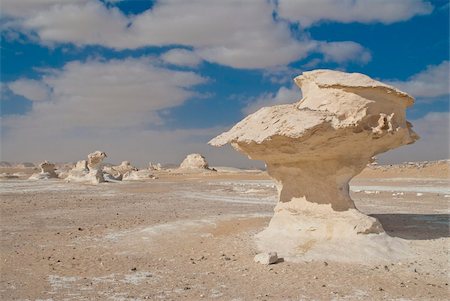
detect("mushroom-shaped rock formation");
top-left (66, 152), bottom-right (107, 184)
top-left (179, 153), bottom-right (210, 170)
top-left (209, 69), bottom-right (419, 263)
top-left (29, 161), bottom-right (58, 180)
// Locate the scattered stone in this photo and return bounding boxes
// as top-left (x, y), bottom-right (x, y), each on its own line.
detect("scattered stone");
top-left (254, 252), bottom-right (278, 265)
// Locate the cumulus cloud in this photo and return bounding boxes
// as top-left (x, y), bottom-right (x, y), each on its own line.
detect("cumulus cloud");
top-left (3, 57), bottom-right (206, 129)
top-left (379, 112), bottom-right (449, 163)
top-left (277, 0), bottom-right (433, 27)
top-left (161, 49), bottom-right (203, 68)
top-left (8, 79), bottom-right (51, 102)
top-left (0, 0), bottom-right (89, 18)
top-left (319, 41), bottom-right (372, 64)
top-left (1, 0), bottom-right (373, 68)
top-left (388, 61), bottom-right (449, 99)
top-left (242, 85), bottom-right (301, 115)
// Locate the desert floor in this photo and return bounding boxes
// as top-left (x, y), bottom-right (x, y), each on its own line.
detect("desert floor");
top-left (0, 167), bottom-right (449, 300)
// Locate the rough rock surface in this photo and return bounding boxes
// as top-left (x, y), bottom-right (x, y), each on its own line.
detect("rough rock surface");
top-left (254, 252), bottom-right (279, 265)
top-left (179, 154), bottom-right (210, 170)
top-left (66, 152), bottom-right (107, 184)
top-left (210, 69), bottom-right (419, 263)
top-left (29, 161), bottom-right (58, 180)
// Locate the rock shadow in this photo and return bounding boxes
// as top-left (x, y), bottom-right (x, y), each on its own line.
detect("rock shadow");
top-left (371, 213), bottom-right (450, 240)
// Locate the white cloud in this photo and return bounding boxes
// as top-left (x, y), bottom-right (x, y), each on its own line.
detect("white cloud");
top-left (319, 41), bottom-right (372, 64)
top-left (130, 0), bottom-right (314, 68)
top-left (3, 57), bottom-right (206, 130)
top-left (0, 0), bottom-right (89, 18)
top-left (242, 85), bottom-right (301, 115)
top-left (8, 79), bottom-right (51, 102)
top-left (388, 61), bottom-right (449, 99)
top-left (379, 112), bottom-right (449, 163)
top-left (277, 0), bottom-right (433, 27)
top-left (161, 49), bottom-right (202, 68)
top-left (21, 1), bottom-right (131, 49)
top-left (1, 0), bottom-right (372, 68)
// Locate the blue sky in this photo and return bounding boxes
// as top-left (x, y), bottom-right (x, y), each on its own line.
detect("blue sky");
top-left (1, 0), bottom-right (448, 167)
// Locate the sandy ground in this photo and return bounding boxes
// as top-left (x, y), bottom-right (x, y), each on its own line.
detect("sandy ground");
top-left (0, 165), bottom-right (449, 300)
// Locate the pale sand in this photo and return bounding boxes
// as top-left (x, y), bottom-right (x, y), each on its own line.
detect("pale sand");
top-left (0, 165), bottom-right (449, 300)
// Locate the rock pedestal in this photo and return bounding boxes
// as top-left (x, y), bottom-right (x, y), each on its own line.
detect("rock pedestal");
top-left (210, 69), bottom-right (419, 263)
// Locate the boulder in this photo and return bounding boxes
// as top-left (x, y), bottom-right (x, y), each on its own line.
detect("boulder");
top-left (210, 69), bottom-right (418, 263)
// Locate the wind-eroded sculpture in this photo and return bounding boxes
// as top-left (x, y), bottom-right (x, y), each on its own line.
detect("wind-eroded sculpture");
top-left (209, 70), bottom-right (419, 262)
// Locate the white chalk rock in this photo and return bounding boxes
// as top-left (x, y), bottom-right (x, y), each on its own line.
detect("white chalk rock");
top-left (210, 69), bottom-right (418, 263)
top-left (179, 153), bottom-right (210, 170)
top-left (254, 252), bottom-right (278, 265)
top-left (66, 152), bottom-right (107, 184)
top-left (148, 162), bottom-right (162, 171)
top-left (29, 161), bottom-right (58, 180)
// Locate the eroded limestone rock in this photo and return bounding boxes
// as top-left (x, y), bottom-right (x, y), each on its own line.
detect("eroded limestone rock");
top-left (148, 162), bottom-right (163, 171)
top-left (209, 69), bottom-right (419, 263)
top-left (179, 153), bottom-right (210, 170)
top-left (103, 161), bottom-right (137, 180)
top-left (66, 152), bottom-right (107, 184)
top-left (29, 161), bottom-right (58, 180)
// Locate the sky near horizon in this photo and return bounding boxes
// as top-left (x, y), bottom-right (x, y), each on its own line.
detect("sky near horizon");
top-left (0, 0), bottom-right (449, 168)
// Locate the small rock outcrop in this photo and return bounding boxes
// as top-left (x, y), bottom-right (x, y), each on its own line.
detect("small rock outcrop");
top-left (66, 151), bottom-right (107, 184)
top-left (29, 161), bottom-right (58, 180)
top-left (210, 69), bottom-right (419, 263)
top-left (179, 153), bottom-right (210, 170)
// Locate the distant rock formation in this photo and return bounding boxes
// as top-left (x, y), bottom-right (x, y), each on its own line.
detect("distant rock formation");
top-left (66, 151), bottom-right (107, 184)
top-left (17, 162), bottom-right (35, 168)
top-left (29, 161), bottom-right (58, 180)
top-left (179, 153), bottom-right (210, 170)
top-left (148, 162), bottom-right (162, 171)
top-left (0, 161), bottom-right (12, 168)
top-left (210, 69), bottom-right (418, 263)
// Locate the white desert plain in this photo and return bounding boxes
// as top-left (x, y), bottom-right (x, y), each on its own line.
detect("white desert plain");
top-left (1, 70), bottom-right (449, 301)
